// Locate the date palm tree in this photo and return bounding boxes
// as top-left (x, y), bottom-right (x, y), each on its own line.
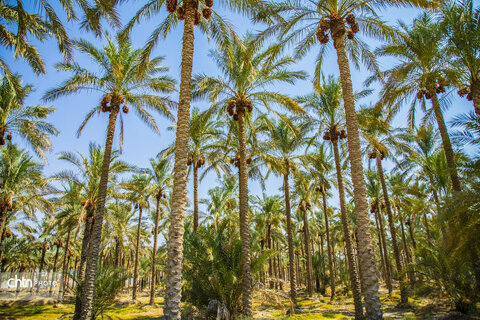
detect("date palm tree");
top-left (44, 33), bottom-right (175, 320)
top-left (0, 75), bottom-right (58, 161)
top-left (0, 145), bottom-right (48, 260)
top-left (299, 75), bottom-right (363, 317)
top-left (193, 35), bottom-right (306, 314)
top-left (123, 2), bottom-right (265, 317)
top-left (257, 118), bottom-right (309, 311)
top-left (358, 107), bottom-right (409, 304)
top-left (144, 158), bottom-right (172, 305)
top-left (440, 0), bottom-right (480, 115)
top-left (374, 14), bottom-right (461, 193)
top-left (56, 143), bottom-right (130, 320)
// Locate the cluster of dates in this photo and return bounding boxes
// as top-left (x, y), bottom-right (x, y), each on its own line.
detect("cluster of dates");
top-left (187, 156), bottom-right (205, 168)
top-left (229, 154), bottom-right (252, 167)
top-left (155, 188), bottom-right (168, 200)
top-left (298, 200), bottom-right (311, 211)
top-left (168, 0), bottom-right (213, 25)
top-left (0, 128), bottom-right (12, 145)
top-left (367, 150), bottom-right (385, 160)
top-left (316, 14), bottom-right (359, 44)
top-left (416, 77), bottom-right (446, 100)
top-left (323, 127), bottom-right (347, 141)
top-left (227, 97), bottom-right (253, 121)
top-left (101, 94), bottom-right (129, 114)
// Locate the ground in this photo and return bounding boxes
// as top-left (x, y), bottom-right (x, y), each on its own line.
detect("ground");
top-left (0, 287), bottom-right (478, 319)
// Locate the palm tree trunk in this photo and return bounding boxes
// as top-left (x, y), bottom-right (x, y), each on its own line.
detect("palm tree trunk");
top-left (422, 211), bottom-right (432, 246)
top-left (470, 79), bottom-right (480, 115)
top-left (237, 109), bottom-right (252, 316)
top-left (163, 4), bottom-right (196, 319)
top-left (302, 208), bottom-right (314, 296)
top-left (0, 206), bottom-right (8, 262)
top-left (430, 94), bottom-right (461, 192)
top-left (376, 153), bottom-right (407, 304)
top-left (37, 247), bottom-right (46, 293)
top-left (133, 206), bottom-right (143, 301)
top-left (332, 22), bottom-right (383, 320)
top-left (407, 216), bottom-right (416, 250)
top-left (76, 103), bottom-right (119, 320)
top-left (332, 139), bottom-right (364, 318)
top-left (374, 210), bottom-right (387, 282)
top-left (150, 196), bottom-right (161, 305)
top-left (193, 165), bottom-right (199, 233)
top-left (59, 228), bottom-right (72, 301)
top-left (73, 204), bottom-right (95, 320)
top-left (283, 170), bottom-right (297, 312)
top-left (49, 244), bottom-right (60, 296)
top-left (321, 188), bottom-right (335, 300)
top-left (376, 203), bottom-right (392, 294)
top-left (267, 224), bottom-right (275, 289)
top-left (398, 208), bottom-right (415, 285)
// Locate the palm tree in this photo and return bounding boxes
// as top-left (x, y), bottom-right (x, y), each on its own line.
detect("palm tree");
top-left (440, 0), bottom-right (480, 115)
top-left (193, 35), bottom-right (306, 314)
top-left (44, 34), bottom-right (175, 320)
top-left (123, 173), bottom-right (152, 302)
top-left (144, 158), bottom-right (172, 305)
top-left (0, 0), bottom-right (121, 88)
top-left (374, 14), bottom-right (461, 193)
top-left (303, 146), bottom-right (336, 300)
top-left (0, 145), bottom-right (48, 259)
top-left (123, 1), bottom-right (265, 317)
top-left (56, 143), bottom-right (130, 320)
top-left (268, 0), bottom-right (440, 314)
top-left (299, 75), bottom-right (363, 317)
top-left (358, 107), bottom-right (409, 304)
top-left (257, 118), bottom-right (308, 311)
top-left (0, 75), bottom-right (58, 161)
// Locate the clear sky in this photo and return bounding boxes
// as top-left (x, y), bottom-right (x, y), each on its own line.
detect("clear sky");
top-left (0, 1), bottom-right (473, 233)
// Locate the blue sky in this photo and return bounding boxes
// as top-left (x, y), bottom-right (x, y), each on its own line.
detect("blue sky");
top-left (1, 1), bottom-right (474, 232)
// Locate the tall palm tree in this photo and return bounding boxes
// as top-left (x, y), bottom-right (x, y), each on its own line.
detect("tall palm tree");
top-left (268, 0), bottom-right (440, 315)
top-left (44, 34), bottom-right (175, 320)
top-left (440, 0), bottom-right (480, 115)
top-left (0, 75), bottom-right (58, 161)
top-left (257, 118), bottom-right (308, 311)
top-left (123, 2), bottom-right (265, 317)
top-left (0, 145), bottom-right (48, 258)
top-left (144, 158), bottom-right (172, 305)
top-left (374, 14), bottom-right (461, 193)
top-left (358, 107), bottom-right (409, 304)
top-left (193, 35), bottom-right (306, 314)
top-left (299, 75), bottom-right (363, 317)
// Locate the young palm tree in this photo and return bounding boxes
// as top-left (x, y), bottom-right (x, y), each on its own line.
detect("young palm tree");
top-left (0, 145), bottom-right (48, 259)
top-left (44, 34), bottom-right (175, 320)
top-left (144, 158), bottom-right (172, 305)
top-left (440, 0), bottom-right (480, 115)
top-left (299, 76), bottom-right (363, 317)
top-left (267, 0), bottom-right (439, 314)
top-left (193, 35), bottom-right (306, 314)
top-left (0, 75), bottom-right (58, 161)
top-left (358, 107), bottom-right (409, 304)
top-left (257, 118), bottom-right (309, 311)
top-left (123, 2), bottom-right (265, 317)
top-left (124, 173), bottom-right (152, 302)
top-left (56, 143), bottom-right (130, 320)
top-left (374, 15), bottom-right (461, 193)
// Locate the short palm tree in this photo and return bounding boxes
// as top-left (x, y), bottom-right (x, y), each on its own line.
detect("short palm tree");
top-left (0, 75), bottom-right (58, 161)
top-left (56, 143), bottom-right (130, 320)
top-left (257, 118), bottom-right (308, 311)
top-left (144, 158), bottom-right (172, 305)
top-left (0, 145), bottom-right (47, 261)
top-left (44, 33), bottom-right (175, 320)
top-left (193, 35), bottom-right (306, 313)
top-left (374, 14), bottom-right (461, 193)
